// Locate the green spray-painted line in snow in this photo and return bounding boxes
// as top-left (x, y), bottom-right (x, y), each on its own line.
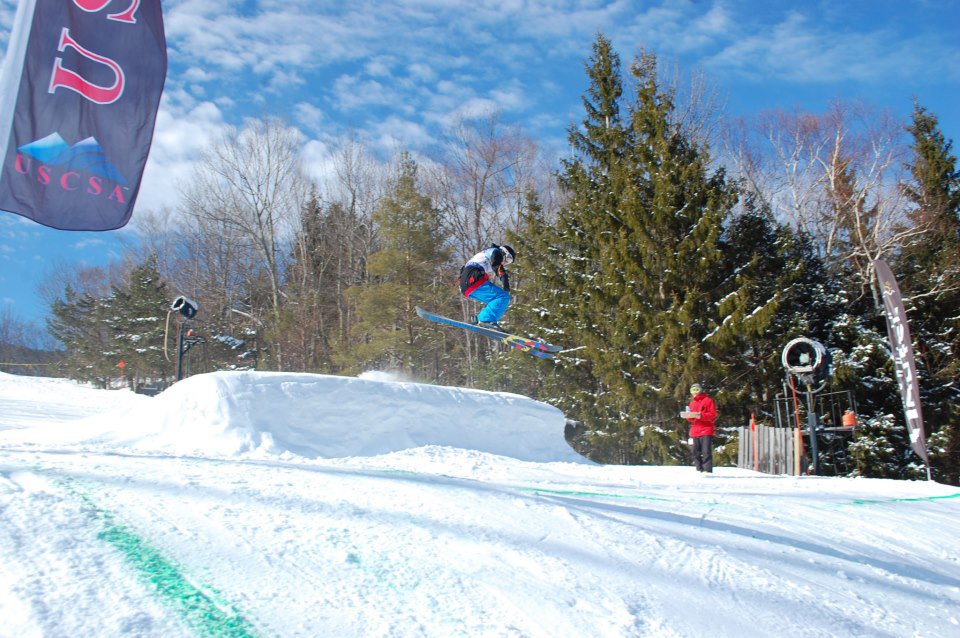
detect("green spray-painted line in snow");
top-left (95, 516), bottom-right (258, 638)
top-left (65, 484), bottom-right (259, 638)
top-left (519, 486), bottom-right (680, 503)
top-left (846, 492), bottom-right (960, 506)
top-left (523, 485), bottom-right (960, 509)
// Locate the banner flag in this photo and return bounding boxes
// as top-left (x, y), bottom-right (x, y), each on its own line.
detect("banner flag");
top-left (874, 259), bottom-right (930, 469)
top-left (0, 0), bottom-right (166, 230)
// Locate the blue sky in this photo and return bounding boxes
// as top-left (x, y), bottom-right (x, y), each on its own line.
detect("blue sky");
top-left (1, 0), bottom-right (959, 325)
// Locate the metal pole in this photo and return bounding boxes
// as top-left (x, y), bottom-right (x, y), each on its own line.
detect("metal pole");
top-left (805, 385), bottom-right (820, 475)
top-left (176, 321), bottom-right (185, 381)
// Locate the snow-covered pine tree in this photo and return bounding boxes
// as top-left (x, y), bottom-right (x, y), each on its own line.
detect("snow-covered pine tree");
top-left (797, 120), bottom-right (919, 478)
top-left (107, 255), bottom-right (173, 387)
top-left (534, 35), bottom-right (739, 464)
top-left (541, 34), bottom-right (642, 463)
top-left (610, 51), bottom-right (737, 464)
top-left (48, 287), bottom-right (117, 388)
top-left (712, 198), bottom-right (844, 409)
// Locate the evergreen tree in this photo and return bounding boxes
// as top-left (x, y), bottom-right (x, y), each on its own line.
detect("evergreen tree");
top-left (713, 200), bottom-right (843, 412)
top-left (48, 288), bottom-right (117, 388)
top-left (341, 153), bottom-right (451, 378)
top-left (525, 34), bottom-right (638, 462)
top-left (715, 197), bottom-right (909, 476)
top-left (616, 51), bottom-right (737, 463)
top-left (829, 295), bottom-right (914, 478)
top-left (525, 35), bottom-right (738, 464)
top-left (848, 414), bottom-right (914, 478)
top-left (108, 255), bottom-right (173, 387)
top-left (504, 191), bottom-right (588, 392)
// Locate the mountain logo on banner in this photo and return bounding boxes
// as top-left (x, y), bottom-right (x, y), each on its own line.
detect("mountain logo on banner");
top-left (18, 133), bottom-right (128, 185)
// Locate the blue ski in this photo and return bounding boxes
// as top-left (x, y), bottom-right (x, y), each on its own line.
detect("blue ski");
top-left (415, 307), bottom-right (562, 358)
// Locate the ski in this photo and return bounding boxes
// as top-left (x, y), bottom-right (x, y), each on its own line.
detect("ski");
top-left (415, 307), bottom-right (563, 359)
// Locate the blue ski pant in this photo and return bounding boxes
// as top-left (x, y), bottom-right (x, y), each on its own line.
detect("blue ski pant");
top-left (468, 283), bottom-right (510, 322)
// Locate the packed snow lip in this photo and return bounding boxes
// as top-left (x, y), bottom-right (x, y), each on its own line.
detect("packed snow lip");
top-left (1, 371), bottom-right (959, 638)
top-left (0, 370), bottom-right (583, 463)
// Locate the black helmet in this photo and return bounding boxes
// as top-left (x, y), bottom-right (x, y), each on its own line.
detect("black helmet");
top-left (501, 244), bottom-right (516, 265)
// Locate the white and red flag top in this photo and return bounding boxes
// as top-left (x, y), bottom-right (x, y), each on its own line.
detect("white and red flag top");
top-left (0, 0), bottom-right (166, 230)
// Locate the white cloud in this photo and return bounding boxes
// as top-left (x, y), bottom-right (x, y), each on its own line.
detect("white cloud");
top-left (294, 102), bottom-right (325, 133)
top-left (131, 97), bottom-right (228, 222)
top-left (407, 63), bottom-right (437, 83)
top-left (300, 138), bottom-right (337, 186)
top-left (696, 4), bottom-right (733, 34)
top-left (166, 2), bottom-right (370, 77)
top-left (365, 57), bottom-right (395, 78)
top-left (263, 68), bottom-right (306, 93)
top-left (70, 238), bottom-right (106, 250)
top-left (701, 7), bottom-right (959, 85)
top-left (182, 66), bottom-right (214, 83)
top-left (331, 75), bottom-right (397, 112)
top-left (0, 1), bottom-right (16, 49)
top-left (444, 98), bottom-right (503, 125)
top-left (489, 84), bottom-right (531, 112)
top-left (369, 116), bottom-right (434, 154)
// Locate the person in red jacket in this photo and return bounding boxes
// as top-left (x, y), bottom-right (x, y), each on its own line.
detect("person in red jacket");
top-left (683, 383), bottom-right (717, 473)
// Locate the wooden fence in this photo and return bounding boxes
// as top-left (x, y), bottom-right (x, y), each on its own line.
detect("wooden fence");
top-left (737, 424), bottom-right (802, 475)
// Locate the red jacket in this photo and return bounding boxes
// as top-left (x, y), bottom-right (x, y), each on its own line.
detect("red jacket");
top-left (686, 392), bottom-right (717, 437)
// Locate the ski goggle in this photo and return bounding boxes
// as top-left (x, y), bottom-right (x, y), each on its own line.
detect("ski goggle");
top-left (501, 248), bottom-right (514, 265)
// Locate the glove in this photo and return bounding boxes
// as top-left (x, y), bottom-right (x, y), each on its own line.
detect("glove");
top-left (687, 438), bottom-right (694, 445)
top-left (501, 271), bottom-right (510, 292)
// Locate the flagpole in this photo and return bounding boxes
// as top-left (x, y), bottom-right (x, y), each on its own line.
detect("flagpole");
top-left (0, 0), bottom-right (39, 188)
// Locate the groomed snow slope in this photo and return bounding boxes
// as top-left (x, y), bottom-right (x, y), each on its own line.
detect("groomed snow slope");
top-left (1, 371), bottom-right (959, 638)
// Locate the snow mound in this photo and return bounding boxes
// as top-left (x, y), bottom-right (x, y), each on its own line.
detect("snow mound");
top-left (4, 371), bottom-right (585, 463)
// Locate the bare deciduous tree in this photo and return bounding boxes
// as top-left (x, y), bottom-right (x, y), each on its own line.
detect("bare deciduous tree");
top-left (659, 58), bottom-right (725, 150)
top-left (724, 100), bottom-right (922, 305)
top-left (182, 116), bottom-right (309, 316)
top-left (433, 113), bottom-right (540, 262)
top-left (0, 306), bottom-right (58, 375)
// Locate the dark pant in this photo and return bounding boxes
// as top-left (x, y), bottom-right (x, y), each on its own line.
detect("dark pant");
top-left (693, 435), bottom-right (713, 472)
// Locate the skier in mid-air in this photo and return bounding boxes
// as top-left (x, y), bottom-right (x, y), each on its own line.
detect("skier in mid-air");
top-left (417, 242), bottom-right (560, 357)
top-left (459, 244), bottom-right (515, 332)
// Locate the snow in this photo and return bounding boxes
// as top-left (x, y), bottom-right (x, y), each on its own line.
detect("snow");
top-left (1, 371), bottom-right (959, 637)
top-left (0, 371), bottom-right (577, 463)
